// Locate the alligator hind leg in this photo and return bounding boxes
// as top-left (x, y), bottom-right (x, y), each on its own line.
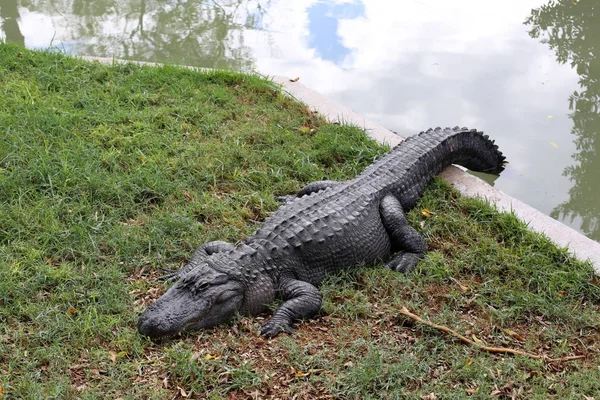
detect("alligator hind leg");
top-left (380, 194), bottom-right (426, 274)
top-left (159, 241), bottom-right (235, 282)
top-left (259, 277), bottom-right (322, 338)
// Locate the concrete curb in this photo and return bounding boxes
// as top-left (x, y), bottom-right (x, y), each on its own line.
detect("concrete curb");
top-left (78, 56), bottom-right (600, 271)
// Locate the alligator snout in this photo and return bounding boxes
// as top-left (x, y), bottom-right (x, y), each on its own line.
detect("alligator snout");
top-left (137, 309), bottom-right (172, 339)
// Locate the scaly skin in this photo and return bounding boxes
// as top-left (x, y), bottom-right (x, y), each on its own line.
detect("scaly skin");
top-left (138, 127), bottom-right (506, 339)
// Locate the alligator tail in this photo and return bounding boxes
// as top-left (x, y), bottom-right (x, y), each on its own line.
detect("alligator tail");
top-left (400, 126), bottom-right (506, 175)
top-left (364, 126), bottom-right (507, 210)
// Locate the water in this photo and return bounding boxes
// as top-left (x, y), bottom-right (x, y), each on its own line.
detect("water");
top-left (1, 0), bottom-right (598, 242)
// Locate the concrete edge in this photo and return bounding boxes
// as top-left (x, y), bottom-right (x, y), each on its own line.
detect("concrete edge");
top-left (77, 55), bottom-right (600, 271)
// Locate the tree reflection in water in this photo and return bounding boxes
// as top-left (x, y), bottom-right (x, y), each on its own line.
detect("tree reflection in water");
top-left (0, 0), bottom-right (25, 45)
top-left (526, 0), bottom-right (600, 241)
top-left (2, 0), bottom-right (270, 70)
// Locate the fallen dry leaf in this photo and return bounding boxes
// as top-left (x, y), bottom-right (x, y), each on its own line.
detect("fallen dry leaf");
top-left (503, 329), bottom-right (526, 342)
top-left (421, 209), bottom-right (433, 217)
top-left (182, 190), bottom-right (193, 201)
top-left (471, 334), bottom-right (484, 345)
top-left (178, 386), bottom-right (188, 397)
top-left (91, 369), bottom-right (107, 379)
top-left (450, 278), bottom-right (469, 292)
top-left (525, 370), bottom-right (538, 380)
top-left (295, 370), bottom-right (306, 378)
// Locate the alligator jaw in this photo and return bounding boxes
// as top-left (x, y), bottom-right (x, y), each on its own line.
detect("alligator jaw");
top-left (137, 279), bottom-right (244, 339)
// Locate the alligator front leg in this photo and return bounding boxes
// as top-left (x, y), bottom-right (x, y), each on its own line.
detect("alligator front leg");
top-left (160, 241), bottom-right (235, 282)
top-left (380, 194), bottom-right (426, 274)
top-left (259, 277), bottom-right (322, 338)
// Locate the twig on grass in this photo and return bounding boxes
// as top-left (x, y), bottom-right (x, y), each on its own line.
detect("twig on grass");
top-left (399, 307), bottom-right (585, 363)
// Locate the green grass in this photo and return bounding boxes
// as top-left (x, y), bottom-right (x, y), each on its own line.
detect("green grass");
top-left (1, 43), bottom-right (599, 399)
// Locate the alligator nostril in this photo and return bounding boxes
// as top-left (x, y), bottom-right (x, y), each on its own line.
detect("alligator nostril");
top-left (137, 312), bottom-right (160, 338)
top-left (137, 316), bottom-right (151, 336)
top-left (138, 318), bottom-right (162, 338)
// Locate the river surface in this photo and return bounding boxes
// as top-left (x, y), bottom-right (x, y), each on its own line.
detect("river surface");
top-left (1, 0), bottom-right (598, 242)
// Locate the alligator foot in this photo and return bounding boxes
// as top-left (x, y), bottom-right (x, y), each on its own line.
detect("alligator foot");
top-left (385, 252), bottom-right (422, 275)
top-left (380, 194), bottom-right (426, 274)
top-left (259, 319), bottom-right (296, 338)
top-left (259, 277), bottom-right (322, 338)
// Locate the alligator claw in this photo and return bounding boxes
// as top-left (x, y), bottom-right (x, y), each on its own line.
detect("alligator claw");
top-left (259, 320), bottom-right (295, 338)
top-left (385, 252), bottom-right (421, 275)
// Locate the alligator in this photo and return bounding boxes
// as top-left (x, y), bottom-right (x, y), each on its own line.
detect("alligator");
top-left (138, 126), bottom-right (505, 339)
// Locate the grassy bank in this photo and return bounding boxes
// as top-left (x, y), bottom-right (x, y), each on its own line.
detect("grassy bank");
top-left (1, 43), bottom-right (599, 399)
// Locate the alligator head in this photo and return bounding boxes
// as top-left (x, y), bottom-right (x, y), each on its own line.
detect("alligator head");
top-left (137, 263), bottom-right (244, 339)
